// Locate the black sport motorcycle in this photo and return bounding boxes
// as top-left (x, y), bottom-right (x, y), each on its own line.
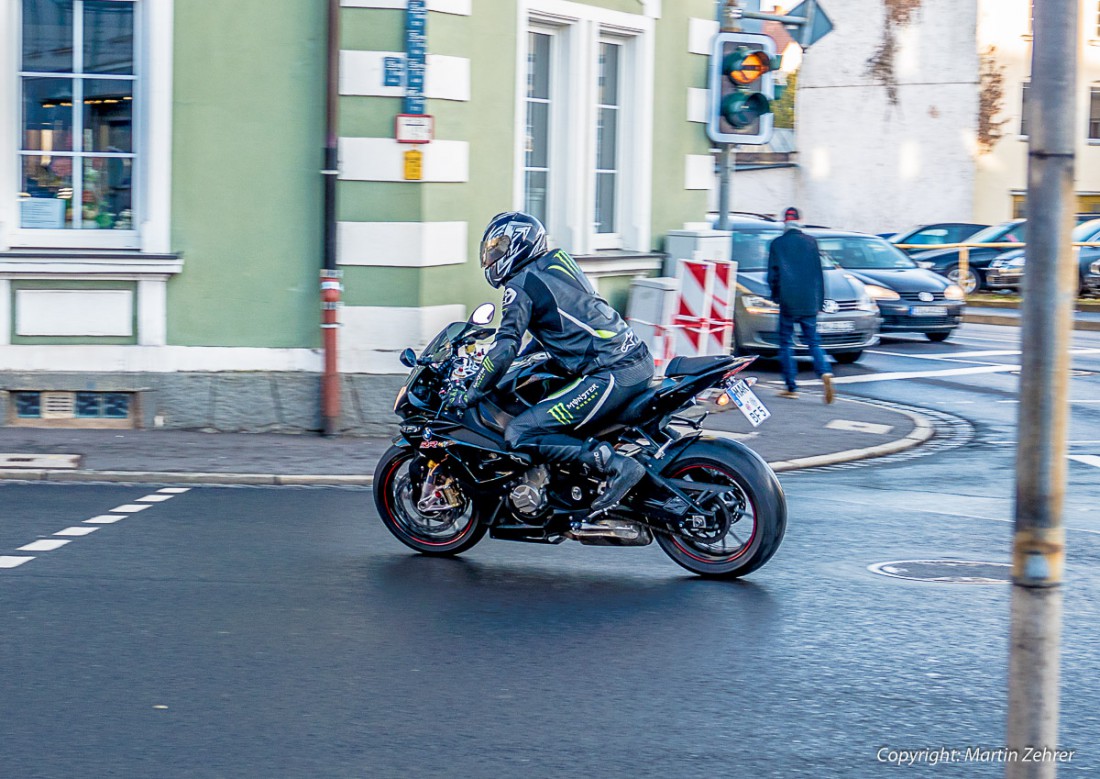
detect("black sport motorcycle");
top-left (374, 303), bottom-right (787, 578)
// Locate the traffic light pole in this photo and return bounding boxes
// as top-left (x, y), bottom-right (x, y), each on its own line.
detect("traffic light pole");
top-left (715, 1), bottom-right (740, 231)
top-left (1005, 0), bottom-right (1076, 774)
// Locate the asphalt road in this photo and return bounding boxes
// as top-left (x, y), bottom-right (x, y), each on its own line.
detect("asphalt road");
top-left (2, 323), bottom-right (1100, 778)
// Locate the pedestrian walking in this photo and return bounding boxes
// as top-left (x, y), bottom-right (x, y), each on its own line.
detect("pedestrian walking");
top-left (766, 207), bottom-right (835, 403)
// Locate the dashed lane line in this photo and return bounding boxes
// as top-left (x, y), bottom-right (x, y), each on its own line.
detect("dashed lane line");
top-left (1069, 454), bottom-right (1100, 469)
top-left (2, 490), bottom-right (190, 572)
top-left (18, 539), bottom-right (71, 552)
top-left (54, 527), bottom-right (99, 537)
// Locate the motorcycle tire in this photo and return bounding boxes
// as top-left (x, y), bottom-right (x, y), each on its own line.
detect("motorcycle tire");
top-left (374, 445), bottom-right (488, 556)
top-left (655, 439), bottom-right (786, 578)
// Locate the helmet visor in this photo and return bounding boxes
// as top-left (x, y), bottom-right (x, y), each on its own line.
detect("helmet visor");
top-left (481, 234), bottom-right (512, 269)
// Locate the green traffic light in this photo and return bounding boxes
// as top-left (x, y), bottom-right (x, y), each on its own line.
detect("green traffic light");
top-left (721, 91), bottom-right (770, 129)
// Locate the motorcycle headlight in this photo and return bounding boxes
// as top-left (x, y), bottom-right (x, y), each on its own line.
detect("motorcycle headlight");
top-left (862, 284), bottom-right (900, 301)
top-left (743, 295), bottom-right (779, 314)
top-left (943, 284), bottom-right (965, 300)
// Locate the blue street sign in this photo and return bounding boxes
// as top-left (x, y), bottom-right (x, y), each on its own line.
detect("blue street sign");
top-left (784, 0), bottom-right (833, 49)
top-left (404, 0), bottom-right (428, 118)
top-left (383, 56), bottom-right (404, 88)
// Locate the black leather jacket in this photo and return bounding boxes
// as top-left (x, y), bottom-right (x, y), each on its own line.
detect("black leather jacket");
top-left (470, 249), bottom-right (650, 397)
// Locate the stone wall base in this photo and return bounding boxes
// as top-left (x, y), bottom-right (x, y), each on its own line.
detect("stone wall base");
top-left (0, 372), bottom-right (405, 436)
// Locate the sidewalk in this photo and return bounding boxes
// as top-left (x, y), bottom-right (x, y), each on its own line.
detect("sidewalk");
top-left (964, 298), bottom-right (1100, 330)
top-left (0, 385), bottom-right (932, 485)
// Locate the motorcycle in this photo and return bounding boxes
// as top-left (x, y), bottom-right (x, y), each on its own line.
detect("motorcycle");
top-left (374, 303), bottom-right (787, 578)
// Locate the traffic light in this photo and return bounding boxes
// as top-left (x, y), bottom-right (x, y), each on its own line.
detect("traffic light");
top-left (707, 32), bottom-right (780, 145)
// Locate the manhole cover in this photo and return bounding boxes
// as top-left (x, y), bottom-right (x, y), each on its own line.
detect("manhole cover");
top-left (868, 560), bottom-right (1011, 584)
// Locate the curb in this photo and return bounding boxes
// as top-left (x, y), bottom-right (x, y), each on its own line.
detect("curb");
top-left (769, 403), bottom-right (934, 471)
top-left (0, 399), bottom-right (938, 486)
top-left (963, 312), bottom-right (1100, 331)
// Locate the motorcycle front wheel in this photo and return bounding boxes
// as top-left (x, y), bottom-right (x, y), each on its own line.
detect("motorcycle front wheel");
top-left (373, 446), bottom-right (487, 556)
top-left (655, 440), bottom-right (786, 578)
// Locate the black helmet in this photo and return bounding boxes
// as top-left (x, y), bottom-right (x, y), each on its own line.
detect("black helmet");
top-left (479, 212), bottom-right (548, 288)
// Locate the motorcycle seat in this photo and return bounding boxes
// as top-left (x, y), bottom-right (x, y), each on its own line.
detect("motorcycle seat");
top-left (663, 355), bottom-right (737, 378)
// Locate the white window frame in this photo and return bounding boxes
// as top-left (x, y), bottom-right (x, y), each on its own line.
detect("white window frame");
top-left (0, 0), bottom-right (173, 254)
top-left (524, 27), bottom-right (556, 227)
top-left (515, 0), bottom-right (653, 257)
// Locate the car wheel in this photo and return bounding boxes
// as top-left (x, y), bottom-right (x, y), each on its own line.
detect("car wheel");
top-left (946, 264), bottom-right (981, 294)
top-left (926, 331), bottom-right (951, 343)
top-left (834, 350), bottom-right (862, 364)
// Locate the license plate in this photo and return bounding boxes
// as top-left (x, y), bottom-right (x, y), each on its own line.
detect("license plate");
top-left (909, 305), bottom-right (948, 316)
top-left (817, 320), bottom-right (855, 333)
top-left (726, 379), bottom-right (771, 428)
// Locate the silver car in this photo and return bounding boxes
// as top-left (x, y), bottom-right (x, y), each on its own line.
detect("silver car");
top-left (729, 219), bottom-right (881, 364)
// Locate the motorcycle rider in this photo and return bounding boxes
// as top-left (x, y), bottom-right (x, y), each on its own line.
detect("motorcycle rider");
top-left (444, 211), bottom-right (655, 514)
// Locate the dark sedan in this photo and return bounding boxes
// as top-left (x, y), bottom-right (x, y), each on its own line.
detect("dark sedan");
top-left (986, 218), bottom-right (1100, 294)
top-left (910, 219), bottom-right (1027, 293)
top-left (888, 222), bottom-right (989, 253)
top-left (812, 230), bottom-right (966, 342)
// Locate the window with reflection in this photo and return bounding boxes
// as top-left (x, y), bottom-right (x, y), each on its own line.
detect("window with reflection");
top-left (19, 0), bottom-right (135, 231)
top-left (524, 32), bottom-right (551, 226)
top-left (595, 41), bottom-right (621, 235)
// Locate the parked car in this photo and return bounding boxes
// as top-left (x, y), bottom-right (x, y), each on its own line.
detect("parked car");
top-left (887, 222), bottom-right (989, 253)
top-left (986, 218), bottom-right (1100, 294)
top-left (811, 230), bottom-right (966, 342)
top-left (727, 218), bottom-right (880, 364)
top-left (910, 219), bottom-right (1027, 293)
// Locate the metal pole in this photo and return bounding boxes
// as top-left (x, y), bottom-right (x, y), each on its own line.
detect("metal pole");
top-left (715, 0), bottom-right (740, 231)
top-left (1005, 0), bottom-right (1076, 774)
top-left (321, 0), bottom-right (342, 436)
top-left (717, 145), bottom-right (733, 230)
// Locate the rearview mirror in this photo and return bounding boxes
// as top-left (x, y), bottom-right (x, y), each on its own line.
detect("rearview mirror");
top-left (470, 303), bottom-right (495, 325)
top-left (399, 348), bottom-right (417, 368)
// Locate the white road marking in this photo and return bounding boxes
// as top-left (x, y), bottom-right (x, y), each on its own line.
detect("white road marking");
top-left (0, 453), bottom-right (81, 469)
top-left (823, 364), bottom-right (1023, 384)
top-left (157, 488), bottom-right (191, 494)
top-left (825, 420), bottom-right (894, 435)
top-left (18, 539), bottom-right (71, 552)
top-left (85, 515), bottom-right (125, 524)
top-left (136, 494), bottom-right (173, 503)
top-left (54, 526), bottom-right (99, 537)
top-left (109, 504), bottom-right (151, 513)
top-left (0, 556), bottom-right (34, 569)
top-left (1069, 455), bottom-right (1100, 469)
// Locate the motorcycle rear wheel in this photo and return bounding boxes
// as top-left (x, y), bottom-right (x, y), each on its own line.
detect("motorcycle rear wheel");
top-left (655, 442), bottom-right (786, 578)
top-left (374, 446), bottom-right (487, 556)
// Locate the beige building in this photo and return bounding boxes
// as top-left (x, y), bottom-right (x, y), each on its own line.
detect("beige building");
top-left (746, 0), bottom-right (1100, 233)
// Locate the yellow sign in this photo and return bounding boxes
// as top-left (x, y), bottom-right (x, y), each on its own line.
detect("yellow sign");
top-left (729, 50), bottom-right (770, 86)
top-left (403, 149), bottom-right (423, 181)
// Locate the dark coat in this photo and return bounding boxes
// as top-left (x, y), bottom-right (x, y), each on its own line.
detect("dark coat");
top-left (767, 228), bottom-right (825, 317)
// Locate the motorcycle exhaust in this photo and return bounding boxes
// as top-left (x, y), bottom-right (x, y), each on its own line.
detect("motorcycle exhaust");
top-left (567, 519), bottom-right (652, 547)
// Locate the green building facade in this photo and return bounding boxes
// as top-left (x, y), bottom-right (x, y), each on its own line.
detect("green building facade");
top-left (1, 0), bottom-right (718, 432)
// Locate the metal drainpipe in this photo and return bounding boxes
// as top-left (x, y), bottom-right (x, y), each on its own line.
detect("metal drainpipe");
top-left (321, 0), bottom-right (342, 437)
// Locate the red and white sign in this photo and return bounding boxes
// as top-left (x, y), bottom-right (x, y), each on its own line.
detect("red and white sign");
top-left (395, 114), bottom-right (434, 144)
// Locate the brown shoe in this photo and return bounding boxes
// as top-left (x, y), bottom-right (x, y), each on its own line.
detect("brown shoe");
top-left (778, 389), bottom-right (799, 399)
top-left (822, 373), bottom-right (835, 404)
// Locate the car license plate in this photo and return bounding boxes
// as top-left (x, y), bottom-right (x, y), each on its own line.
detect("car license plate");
top-left (817, 320), bottom-right (854, 333)
top-left (909, 305), bottom-right (948, 316)
top-left (726, 379), bottom-right (771, 428)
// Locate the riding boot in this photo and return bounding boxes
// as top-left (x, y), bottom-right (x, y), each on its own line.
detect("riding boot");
top-left (589, 442), bottom-right (645, 513)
